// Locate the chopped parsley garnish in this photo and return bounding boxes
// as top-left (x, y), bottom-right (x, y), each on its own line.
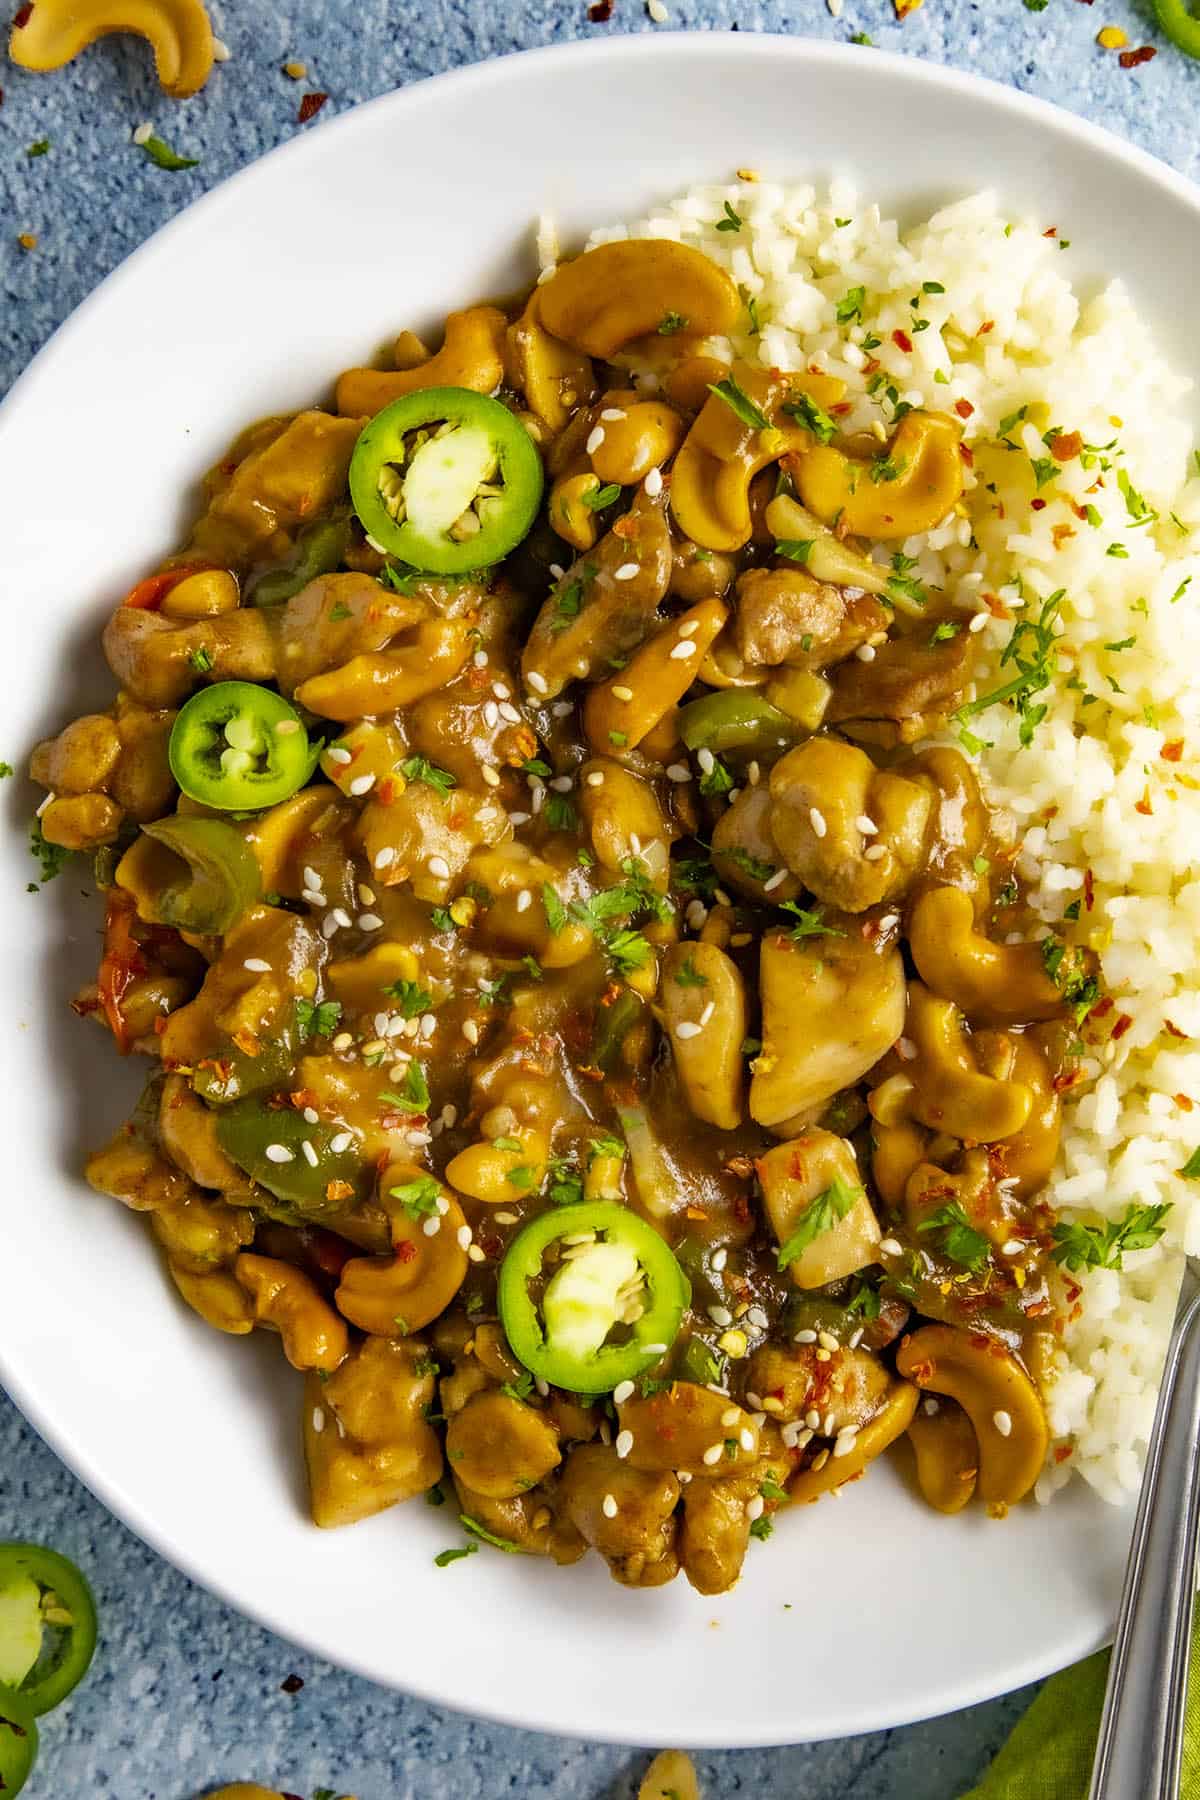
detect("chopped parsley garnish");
top-left (139, 134), bottom-right (198, 171)
top-left (590, 1134), bottom-right (625, 1161)
top-left (522, 757), bottom-right (553, 778)
top-left (584, 483), bottom-right (621, 512)
top-left (835, 285), bottom-right (866, 325)
top-left (673, 855), bottom-right (718, 900)
top-left (389, 1175), bottom-right (442, 1219)
top-left (658, 311), bottom-right (689, 335)
top-left (186, 644), bottom-right (214, 673)
top-left (1039, 934), bottom-right (1100, 1022)
top-left (708, 377), bottom-right (770, 433)
top-left (383, 979), bottom-right (434, 1018)
top-left (0, 763), bottom-right (12, 779)
top-left (434, 1543), bottom-right (478, 1567)
top-left (759, 1476), bottom-right (789, 1502)
top-left (997, 405), bottom-right (1029, 442)
top-left (1104, 636), bottom-right (1136, 653)
top-left (918, 1202), bottom-right (991, 1273)
top-left (458, 1518), bottom-right (524, 1556)
top-left (953, 588), bottom-right (1063, 751)
top-left (698, 755), bottom-right (734, 797)
top-left (544, 793), bottom-right (578, 833)
top-left (886, 551), bottom-right (928, 609)
top-left (782, 393), bottom-right (838, 445)
top-left (26, 139), bottom-right (50, 157)
top-left (1118, 468), bottom-right (1155, 525)
top-left (674, 956), bottom-right (709, 989)
top-left (724, 845), bottom-right (775, 883)
top-left (608, 731), bottom-right (628, 748)
top-left (478, 974), bottom-right (511, 1007)
top-left (775, 539), bottom-right (814, 564)
top-left (1051, 1203), bottom-right (1171, 1271)
top-left (328, 601), bottom-right (352, 621)
top-left (1106, 543), bottom-right (1129, 560)
top-left (429, 905), bottom-right (457, 932)
top-left (1180, 1149), bottom-right (1200, 1179)
top-left (749, 1516), bottom-right (774, 1542)
top-left (715, 200), bottom-right (744, 233)
top-left (1171, 576), bottom-right (1192, 605)
top-left (775, 1176), bottom-right (863, 1267)
top-left (500, 1372), bottom-right (535, 1401)
top-left (741, 287), bottom-right (762, 334)
top-left (849, 30), bottom-right (874, 42)
top-left (401, 754), bottom-right (456, 795)
top-left (380, 1060), bottom-right (430, 1114)
top-left (930, 621), bottom-right (961, 644)
top-left (869, 453), bottom-right (907, 485)
top-left (778, 900), bottom-right (844, 941)
top-left (603, 927), bottom-right (652, 974)
top-left (27, 821), bottom-right (70, 889)
top-left (846, 1282), bottom-right (882, 1320)
top-left (1029, 457), bottom-right (1057, 491)
top-left (542, 883), bottom-right (567, 934)
top-left (922, 280), bottom-right (945, 295)
top-left (546, 1155), bottom-right (584, 1207)
top-left (505, 1165), bottom-right (538, 1190)
top-left (294, 997), bottom-right (342, 1039)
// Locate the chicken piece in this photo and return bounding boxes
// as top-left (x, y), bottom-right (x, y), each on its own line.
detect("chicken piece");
top-left (768, 736), bottom-right (933, 912)
top-left (745, 1340), bottom-right (891, 1430)
top-left (826, 629), bottom-right (975, 747)
top-left (30, 714), bottom-right (122, 794)
top-left (102, 606), bottom-right (276, 709)
top-left (557, 1444), bottom-right (680, 1588)
top-left (188, 411), bottom-right (362, 568)
top-left (710, 785), bottom-right (801, 904)
top-left (443, 1390), bottom-right (562, 1500)
top-left (303, 1336), bottom-right (442, 1528)
top-left (734, 568), bottom-right (889, 669)
top-left (678, 1429), bottom-right (792, 1595)
top-left (273, 572), bottom-right (427, 694)
top-left (355, 778), bottom-right (510, 902)
top-left (521, 490), bottom-right (674, 698)
top-left (616, 1385), bottom-right (761, 1477)
top-left (451, 1476), bottom-right (587, 1564)
top-left (756, 1129), bottom-right (881, 1287)
top-left (158, 1073), bottom-right (253, 1196)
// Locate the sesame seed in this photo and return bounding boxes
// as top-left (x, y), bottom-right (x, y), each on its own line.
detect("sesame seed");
top-left (456, 1224), bottom-right (472, 1250)
top-left (1002, 1238), bottom-right (1024, 1256)
top-left (374, 847), bottom-right (396, 871)
top-left (35, 792), bottom-right (55, 818)
top-left (855, 644), bottom-right (877, 663)
top-left (879, 1237), bottom-right (903, 1256)
top-left (301, 1139), bottom-right (318, 1167)
top-left (327, 746), bottom-right (353, 766)
top-left (614, 562), bottom-right (640, 582)
top-left (615, 1428), bottom-right (634, 1459)
top-left (320, 913), bottom-right (340, 939)
top-left (362, 1039), bottom-right (387, 1057)
top-left (358, 912), bottom-right (384, 930)
top-left (494, 1210), bottom-right (517, 1224)
top-left (809, 807), bottom-right (827, 838)
top-left (864, 844), bottom-right (888, 862)
top-left (600, 407), bottom-right (627, 421)
top-left (602, 1492), bottom-right (619, 1518)
top-left (805, 1409), bottom-right (821, 1431)
top-left (243, 957), bottom-right (271, 973)
top-left (611, 684), bottom-right (634, 702)
top-left (516, 889), bottom-right (532, 913)
top-left (993, 1410), bottom-right (1013, 1437)
top-left (467, 1244), bottom-right (486, 1263)
top-left (420, 1013), bottom-right (436, 1038)
top-left (422, 1216), bottom-right (441, 1237)
top-left (347, 773), bottom-right (375, 798)
top-left (763, 868), bottom-right (787, 892)
top-left (527, 669), bottom-right (548, 694)
top-left (333, 907), bottom-right (353, 929)
top-left (644, 466), bottom-right (664, 497)
top-left (666, 763), bottom-right (691, 783)
top-left (275, 721), bottom-right (299, 740)
top-left (481, 764), bottom-right (501, 788)
top-left (707, 1304), bottom-right (733, 1328)
top-left (856, 815), bottom-right (878, 835)
top-left (746, 1306), bottom-right (769, 1331)
top-left (823, 1411), bottom-right (837, 1436)
top-left (833, 1433), bottom-right (858, 1459)
top-left (697, 747), bottom-right (715, 775)
top-left (669, 639), bottom-right (697, 660)
top-left (330, 1131), bottom-right (353, 1154)
top-left (642, 1343), bottom-right (668, 1354)
top-left (551, 700), bottom-right (572, 718)
top-left (132, 121), bottom-right (153, 145)
top-left (427, 855), bottom-right (451, 880)
top-left (711, 1247), bottom-right (728, 1273)
top-left (739, 1427), bottom-right (755, 1452)
top-left (211, 34), bottom-right (231, 59)
top-left (721, 1406), bottom-right (740, 1426)
top-left (499, 701), bottom-right (522, 725)
top-left (675, 1020), bottom-right (703, 1040)
top-left (849, 1327), bottom-right (865, 1350)
top-left (462, 1019), bottom-right (480, 1045)
top-left (923, 1397), bottom-right (940, 1416)
top-left (549, 774), bottom-right (574, 792)
top-left (586, 426), bottom-right (606, 455)
top-left (358, 884), bottom-right (376, 906)
top-left (331, 1032), bottom-right (354, 1051)
top-left (302, 1106), bottom-right (320, 1125)
top-left (492, 682), bottom-right (511, 700)
top-left (586, 771), bottom-right (605, 787)
top-left (265, 1144), bottom-right (294, 1163)
top-left (895, 1037), bottom-right (917, 1061)
top-left (702, 1443), bottom-right (724, 1466)
top-left (970, 610), bottom-right (990, 633)
top-left (613, 1380), bottom-right (635, 1405)
top-left (794, 1328), bottom-right (817, 1344)
top-left (473, 649), bottom-right (489, 668)
top-left (483, 700), bottom-right (500, 729)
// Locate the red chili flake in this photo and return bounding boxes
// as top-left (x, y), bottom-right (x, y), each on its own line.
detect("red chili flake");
top-left (1165, 1019), bottom-right (1190, 1039)
top-left (395, 1239), bottom-right (418, 1264)
top-left (1050, 431), bottom-right (1083, 461)
top-left (1031, 498), bottom-right (1047, 512)
top-left (891, 328), bottom-right (913, 353)
top-left (376, 778), bottom-right (396, 806)
top-left (1111, 1012), bottom-right (1134, 1041)
top-left (12, 3), bottom-right (32, 25)
top-left (280, 1673), bottom-right (305, 1694)
top-left (1064, 1281), bottom-right (1082, 1304)
top-left (297, 91), bottom-right (328, 123)
top-left (830, 401), bottom-right (853, 415)
top-left (955, 399), bottom-right (975, 420)
top-left (862, 357), bottom-right (881, 375)
top-left (1135, 788), bottom-right (1153, 816)
top-left (587, 0), bottom-right (612, 17)
top-left (1177, 1094), bottom-right (1194, 1112)
top-left (958, 442), bottom-right (974, 467)
top-left (1054, 1444), bottom-right (1074, 1464)
top-left (977, 320), bottom-right (995, 336)
top-left (1161, 739), bottom-right (1185, 762)
top-left (1043, 227), bottom-right (1058, 239)
top-left (1119, 44), bottom-right (1156, 66)
top-left (1084, 867), bottom-right (1095, 912)
top-left (1090, 995), bottom-right (1115, 1020)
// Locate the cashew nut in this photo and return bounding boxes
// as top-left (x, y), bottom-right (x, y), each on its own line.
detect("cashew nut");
top-left (996, 1033), bottom-right (1062, 1200)
top-left (506, 290), bottom-right (596, 433)
top-left (793, 410), bottom-right (964, 540)
top-left (896, 1324), bottom-right (1048, 1507)
top-left (38, 792), bottom-right (124, 851)
top-left (767, 737), bottom-right (934, 913)
top-left (538, 239), bottom-right (741, 358)
top-left (661, 940), bottom-right (747, 1130)
top-left (160, 568), bottom-right (240, 619)
top-left (909, 886), bottom-right (1064, 1026)
top-left (549, 469), bottom-right (607, 552)
top-left (167, 1262), bottom-right (255, 1336)
top-left (589, 398), bottom-right (685, 487)
top-left (335, 1165), bottom-right (469, 1334)
top-left (578, 757), bottom-right (673, 885)
top-left (870, 1114), bottom-right (929, 1209)
top-left (30, 714), bottom-right (122, 795)
top-left (235, 1252), bottom-right (349, 1372)
top-left (671, 363), bottom-right (847, 552)
top-left (295, 617), bottom-right (472, 720)
top-left (583, 599), bottom-right (728, 754)
top-left (905, 981), bottom-right (1034, 1142)
top-left (756, 1129), bottom-right (881, 1287)
top-left (788, 1379), bottom-right (919, 1504)
top-left (335, 307), bottom-right (508, 417)
top-left (10, 0), bottom-right (214, 96)
top-left (906, 1398), bottom-right (980, 1514)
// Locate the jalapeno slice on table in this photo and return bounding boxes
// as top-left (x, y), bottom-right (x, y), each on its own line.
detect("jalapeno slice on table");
top-left (349, 387), bottom-right (544, 575)
top-left (169, 681), bottom-right (318, 810)
top-left (497, 1201), bottom-right (690, 1395)
top-left (1154, 0), bottom-right (1200, 55)
top-left (0, 1689), bottom-right (37, 1797)
top-left (0, 1543), bottom-right (97, 1718)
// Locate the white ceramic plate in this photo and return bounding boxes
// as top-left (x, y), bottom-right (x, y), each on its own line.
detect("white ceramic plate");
top-left (3, 33), bottom-right (1199, 1748)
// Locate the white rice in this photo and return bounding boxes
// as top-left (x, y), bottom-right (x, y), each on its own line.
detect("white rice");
top-left (569, 179), bottom-right (1200, 1505)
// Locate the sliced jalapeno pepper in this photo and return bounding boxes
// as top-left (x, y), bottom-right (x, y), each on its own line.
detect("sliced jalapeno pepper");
top-left (1154, 0), bottom-right (1200, 54)
top-left (677, 690), bottom-right (799, 754)
top-left (0, 1543), bottom-right (97, 1718)
top-left (246, 514), bottom-right (352, 607)
top-left (169, 681), bottom-right (318, 811)
top-left (131, 817), bottom-right (261, 934)
top-left (497, 1201), bottom-right (689, 1395)
top-left (350, 388), bottom-right (543, 575)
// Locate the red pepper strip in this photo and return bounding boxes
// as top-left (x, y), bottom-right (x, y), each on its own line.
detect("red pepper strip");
top-left (97, 889), bottom-right (145, 1054)
top-left (121, 564), bottom-right (206, 610)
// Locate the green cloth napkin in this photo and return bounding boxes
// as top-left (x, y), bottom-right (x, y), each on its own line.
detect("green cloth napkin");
top-left (962, 1613), bottom-right (1200, 1798)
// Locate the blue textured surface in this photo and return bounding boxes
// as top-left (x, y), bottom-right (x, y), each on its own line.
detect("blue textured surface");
top-left (1, 3), bottom-right (1196, 1795)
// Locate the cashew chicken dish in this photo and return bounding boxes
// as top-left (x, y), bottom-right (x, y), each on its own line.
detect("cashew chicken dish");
top-left (36, 227), bottom-right (1118, 1596)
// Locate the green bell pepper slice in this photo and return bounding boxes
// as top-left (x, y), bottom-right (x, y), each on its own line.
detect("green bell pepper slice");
top-left (169, 680), bottom-right (319, 811)
top-left (215, 1095), bottom-right (371, 1214)
top-left (350, 387), bottom-right (543, 575)
top-left (0, 1543), bottom-right (97, 1718)
top-left (677, 691), bottom-right (799, 755)
top-left (137, 816), bottom-right (261, 933)
top-left (497, 1201), bottom-right (689, 1395)
top-left (1155, 0), bottom-right (1200, 54)
top-left (0, 1690), bottom-right (36, 1796)
top-left (246, 514), bottom-right (351, 607)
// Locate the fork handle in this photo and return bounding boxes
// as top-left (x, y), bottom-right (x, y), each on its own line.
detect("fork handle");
top-left (1089, 1277), bottom-right (1200, 1800)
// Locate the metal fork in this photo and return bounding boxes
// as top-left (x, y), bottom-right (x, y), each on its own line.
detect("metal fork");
top-left (1089, 1256), bottom-right (1200, 1799)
